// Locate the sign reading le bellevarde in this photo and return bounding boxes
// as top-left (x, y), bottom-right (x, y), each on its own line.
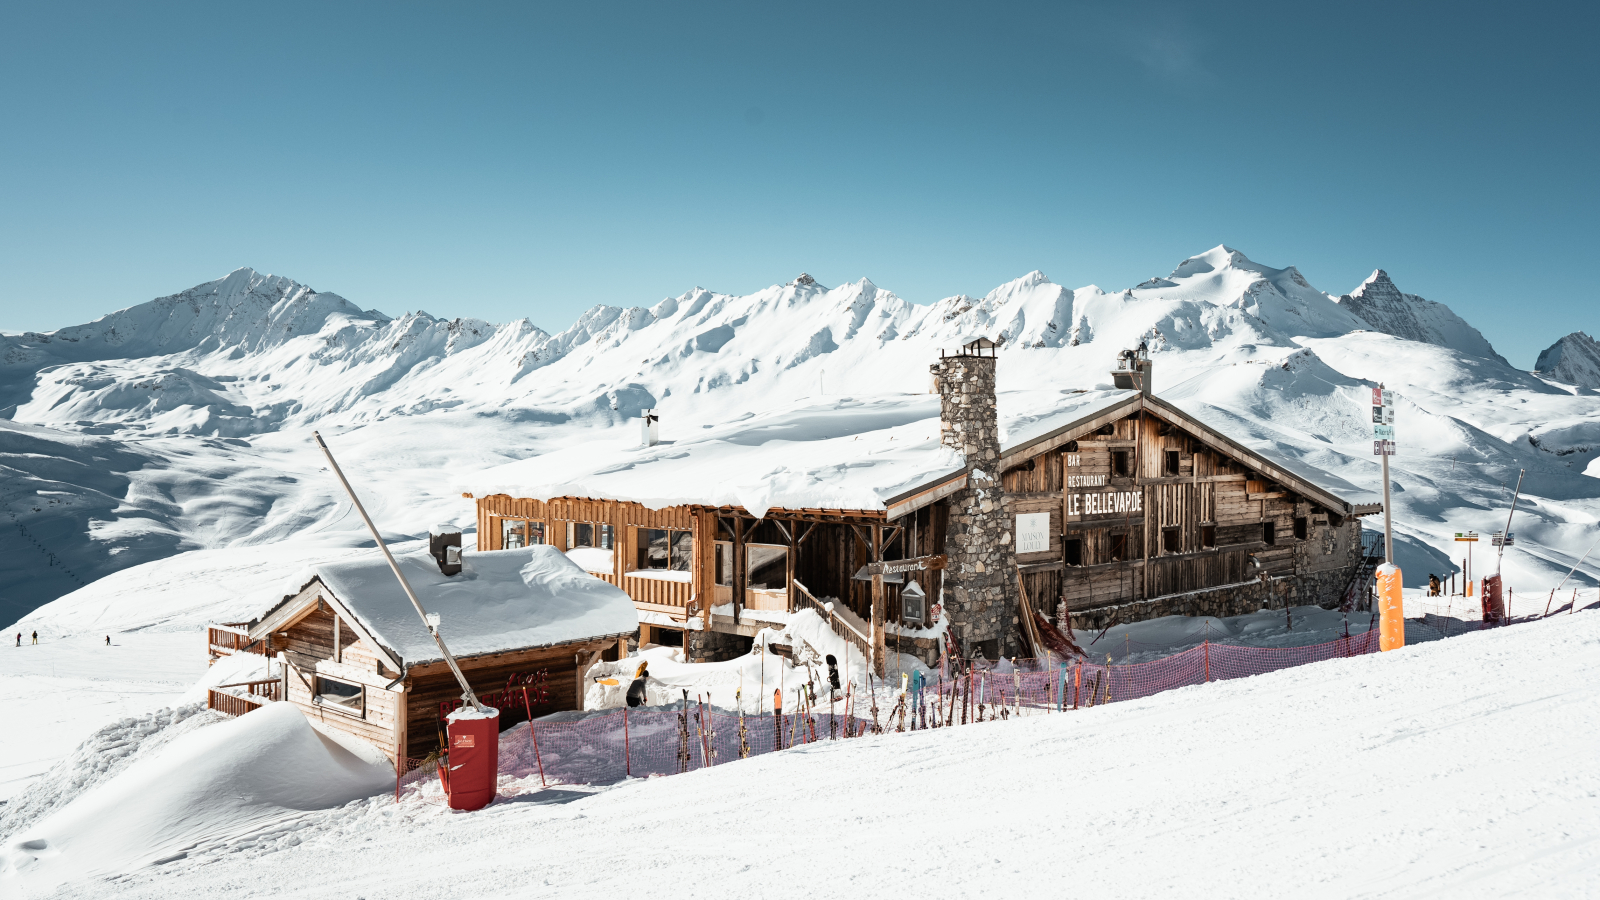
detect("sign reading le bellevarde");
top-left (1015, 512), bottom-right (1050, 554)
top-left (1068, 490), bottom-right (1143, 517)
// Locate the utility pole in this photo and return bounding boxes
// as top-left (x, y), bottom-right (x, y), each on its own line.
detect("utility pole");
top-left (1372, 385), bottom-right (1402, 651)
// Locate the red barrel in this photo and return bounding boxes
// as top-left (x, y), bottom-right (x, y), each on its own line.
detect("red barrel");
top-left (443, 705), bottom-right (499, 811)
top-left (1481, 575), bottom-right (1505, 625)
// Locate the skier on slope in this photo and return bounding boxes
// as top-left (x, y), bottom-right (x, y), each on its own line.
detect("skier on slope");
top-left (31, 631), bottom-right (38, 645)
top-left (626, 661), bottom-right (651, 708)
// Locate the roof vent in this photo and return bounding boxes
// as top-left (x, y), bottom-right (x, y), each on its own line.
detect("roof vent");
top-left (429, 524), bottom-right (463, 576)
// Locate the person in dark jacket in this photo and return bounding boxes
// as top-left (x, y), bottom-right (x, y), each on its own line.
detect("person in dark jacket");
top-left (625, 661), bottom-right (650, 708)
top-left (1428, 574), bottom-right (1441, 597)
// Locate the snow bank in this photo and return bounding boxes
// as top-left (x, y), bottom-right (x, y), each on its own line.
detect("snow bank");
top-left (0, 702), bottom-right (393, 891)
top-left (284, 545), bottom-right (637, 665)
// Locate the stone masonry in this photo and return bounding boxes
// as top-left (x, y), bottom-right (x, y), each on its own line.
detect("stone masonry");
top-left (932, 352), bottom-right (1023, 661)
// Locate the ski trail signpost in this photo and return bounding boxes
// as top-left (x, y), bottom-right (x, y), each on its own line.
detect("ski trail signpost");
top-left (1371, 386), bottom-right (1403, 651)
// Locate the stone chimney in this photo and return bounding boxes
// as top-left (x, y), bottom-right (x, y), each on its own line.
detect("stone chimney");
top-left (931, 340), bottom-right (1022, 661)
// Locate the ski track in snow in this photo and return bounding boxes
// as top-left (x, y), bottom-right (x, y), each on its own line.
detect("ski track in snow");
top-left (18, 610), bottom-right (1600, 900)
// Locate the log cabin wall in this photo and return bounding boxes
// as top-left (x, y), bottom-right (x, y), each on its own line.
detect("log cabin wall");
top-left (1001, 407), bottom-right (1362, 624)
top-left (402, 641), bottom-right (605, 759)
top-left (477, 495), bottom-right (694, 623)
top-left (278, 602), bottom-right (404, 763)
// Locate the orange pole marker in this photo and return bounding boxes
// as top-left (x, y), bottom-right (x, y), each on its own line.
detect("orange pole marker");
top-left (1377, 563), bottom-right (1405, 652)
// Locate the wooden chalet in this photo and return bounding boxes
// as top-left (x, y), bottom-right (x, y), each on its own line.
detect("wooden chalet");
top-left (467, 343), bottom-right (1380, 668)
top-left (242, 543), bottom-right (636, 763)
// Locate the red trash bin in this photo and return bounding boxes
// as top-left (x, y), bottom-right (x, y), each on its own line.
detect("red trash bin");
top-left (442, 705), bottom-right (499, 810)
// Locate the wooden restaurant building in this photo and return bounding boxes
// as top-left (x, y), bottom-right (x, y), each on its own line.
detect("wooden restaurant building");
top-left (466, 343), bottom-right (1381, 669)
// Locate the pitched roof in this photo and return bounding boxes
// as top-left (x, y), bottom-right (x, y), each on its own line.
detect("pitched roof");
top-left (254, 546), bottom-right (637, 669)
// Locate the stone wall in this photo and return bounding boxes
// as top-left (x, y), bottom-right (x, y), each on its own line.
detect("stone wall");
top-left (1060, 564), bottom-right (1360, 632)
top-left (932, 353), bottom-right (1022, 661)
top-left (688, 629), bottom-right (752, 664)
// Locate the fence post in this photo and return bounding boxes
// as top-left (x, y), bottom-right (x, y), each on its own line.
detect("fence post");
top-left (624, 707), bottom-right (631, 778)
top-left (529, 720), bottom-right (547, 788)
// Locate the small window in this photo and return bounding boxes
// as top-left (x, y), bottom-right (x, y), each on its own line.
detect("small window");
top-left (1162, 527), bottom-right (1180, 554)
top-left (1065, 538), bottom-right (1083, 566)
top-left (637, 528), bottom-right (693, 571)
top-left (1294, 517), bottom-right (1309, 541)
top-left (569, 522), bottom-right (614, 550)
top-left (746, 544), bottom-right (788, 590)
top-left (1263, 522), bottom-right (1276, 546)
top-left (1164, 450), bottom-right (1180, 476)
top-left (1112, 451), bottom-right (1130, 477)
top-left (714, 541), bottom-right (733, 585)
top-left (501, 519), bottom-right (544, 549)
top-left (314, 675), bottom-right (364, 717)
top-left (1201, 524), bottom-right (1216, 548)
top-left (1109, 533), bottom-right (1128, 561)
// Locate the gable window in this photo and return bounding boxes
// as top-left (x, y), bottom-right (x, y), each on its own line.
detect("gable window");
top-left (1164, 450), bottom-right (1180, 476)
top-left (1201, 524), bottom-right (1216, 548)
top-left (1064, 538), bottom-right (1083, 567)
top-left (637, 528), bottom-right (693, 571)
top-left (1263, 522), bottom-right (1277, 546)
top-left (1112, 451), bottom-right (1131, 477)
top-left (1294, 517), bottom-right (1309, 541)
top-left (1162, 527), bottom-right (1180, 554)
top-left (501, 519), bottom-right (545, 549)
top-left (314, 675), bottom-right (364, 717)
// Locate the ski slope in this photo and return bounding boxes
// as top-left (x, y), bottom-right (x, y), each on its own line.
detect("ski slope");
top-left (8, 609), bottom-right (1596, 899)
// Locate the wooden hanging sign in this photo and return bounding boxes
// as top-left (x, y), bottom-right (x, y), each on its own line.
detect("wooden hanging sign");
top-left (866, 554), bottom-right (948, 576)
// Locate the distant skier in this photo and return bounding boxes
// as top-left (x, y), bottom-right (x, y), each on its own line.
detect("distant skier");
top-left (31, 631), bottom-right (37, 645)
top-left (626, 661), bottom-right (650, 708)
top-left (1428, 574), bottom-right (1441, 597)
top-left (105, 635), bottom-right (111, 646)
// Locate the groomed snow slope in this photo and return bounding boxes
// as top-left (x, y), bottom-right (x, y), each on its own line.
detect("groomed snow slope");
top-left (24, 611), bottom-right (1600, 900)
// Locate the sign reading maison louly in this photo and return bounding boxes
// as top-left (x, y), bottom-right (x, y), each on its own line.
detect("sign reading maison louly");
top-left (1067, 490), bottom-right (1143, 517)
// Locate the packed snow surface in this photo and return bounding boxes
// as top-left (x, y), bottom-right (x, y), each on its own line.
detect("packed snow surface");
top-left (0, 702), bottom-right (393, 892)
top-left (284, 545), bottom-right (638, 665)
top-left (17, 610), bottom-right (1599, 899)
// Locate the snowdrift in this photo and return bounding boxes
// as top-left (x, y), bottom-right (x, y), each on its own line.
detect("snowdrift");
top-left (0, 702), bottom-right (393, 891)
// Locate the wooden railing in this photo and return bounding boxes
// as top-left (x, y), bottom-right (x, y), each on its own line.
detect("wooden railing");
top-left (207, 623), bottom-right (266, 658)
top-left (206, 678), bottom-right (281, 717)
top-left (792, 579), bottom-right (874, 672)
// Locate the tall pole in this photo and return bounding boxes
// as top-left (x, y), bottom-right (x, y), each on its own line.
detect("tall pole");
top-left (1381, 452), bottom-right (1394, 564)
top-left (1496, 469), bottom-right (1526, 577)
top-left (313, 431), bottom-right (485, 712)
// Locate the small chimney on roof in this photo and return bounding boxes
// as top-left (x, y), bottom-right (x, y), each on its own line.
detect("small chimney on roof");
top-left (1112, 343), bottom-right (1153, 396)
top-left (429, 524), bottom-right (463, 576)
top-left (641, 409), bottom-right (660, 447)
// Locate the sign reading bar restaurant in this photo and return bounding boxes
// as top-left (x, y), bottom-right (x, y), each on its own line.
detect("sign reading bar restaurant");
top-left (1067, 490), bottom-right (1143, 517)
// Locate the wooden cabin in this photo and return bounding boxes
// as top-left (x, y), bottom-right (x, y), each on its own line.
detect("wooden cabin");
top-left (466, 345), bottom-right (1380, 666)
top-left (244, 543), bottom-right (636, 763)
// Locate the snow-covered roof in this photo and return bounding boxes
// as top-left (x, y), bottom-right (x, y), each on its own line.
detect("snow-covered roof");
top-left (465, 389), bottom-right (1140, 517)
top-left (262, 546), bottom-right (637, 668)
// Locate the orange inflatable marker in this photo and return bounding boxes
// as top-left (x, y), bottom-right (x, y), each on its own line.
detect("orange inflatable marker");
top-left (1376, 563), bottom-right (1405, 651)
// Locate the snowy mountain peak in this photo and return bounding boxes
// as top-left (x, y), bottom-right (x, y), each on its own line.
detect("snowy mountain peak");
top-left (1535, 332), bottom-right (1600, 389)
top-left (1336, 270), bottom-right (1506, 363)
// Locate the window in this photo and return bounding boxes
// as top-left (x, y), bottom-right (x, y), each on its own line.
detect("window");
top-left (1064, 538), bottom-right (1083, 567)
top-left (501, 519), bottom-right (544, 549)
top-left (1162, 527), bottom-right (1180, 554)
top-left (1201, 524), bottom-right (1216, 548)
top-left (1263, 522), bottom-right (1277, 546)
top-left (637, 528), bottom-right (693, 571)
top-left (1164, 450), bottom-right (1180, 476)
top-left (1294, 517), bottom-right (1309, 541)
top-left (746, 544), bottom-right (788, 590)
top-left (569, 522), bottom-right (614, 549)
top-left (314, 675), bottom-right (364, 717)
top-left (715, 542), bottom-right (733, 585)
top-left (1109, 533), bottom-right (1128, 561)
top-left (1112, 451), bottom-right (1130, 477)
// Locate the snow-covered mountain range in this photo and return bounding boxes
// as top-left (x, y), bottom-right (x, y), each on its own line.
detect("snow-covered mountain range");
top-left (4, 245), bottom-right (1599, 628)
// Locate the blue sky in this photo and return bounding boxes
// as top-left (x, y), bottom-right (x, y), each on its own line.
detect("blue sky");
top-left (1, 1), bottom-right (1593, 367)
